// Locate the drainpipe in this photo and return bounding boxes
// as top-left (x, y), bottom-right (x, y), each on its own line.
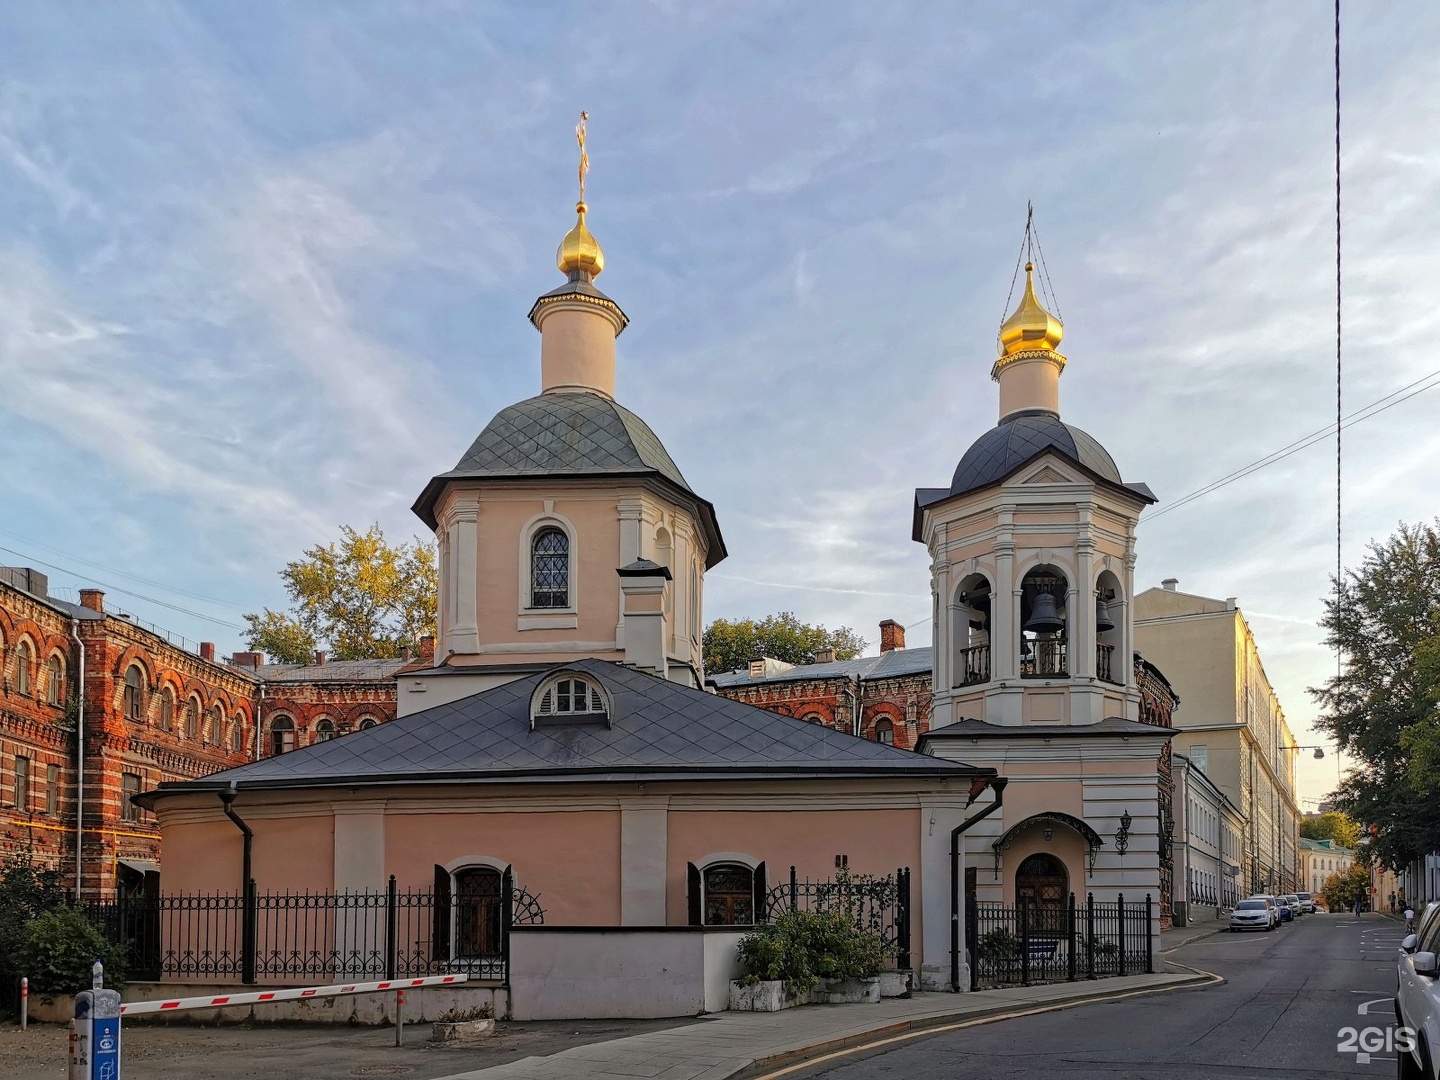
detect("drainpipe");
top-left (253, 682), bottom-right (264, 761)
top-left (849, 673), bottom-right (862, 737)
top-left (951, 776), bottom-right (1009, 992)
top-left (70, 618), bottom-right (85, 901)
top-left (219, 782), bottom-right (256, 984)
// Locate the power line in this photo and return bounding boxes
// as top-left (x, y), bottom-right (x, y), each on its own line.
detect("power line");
top-left (0, 543), bottom-right (247, 631)
top-left (1143, 367), bottom-right (1440, 524)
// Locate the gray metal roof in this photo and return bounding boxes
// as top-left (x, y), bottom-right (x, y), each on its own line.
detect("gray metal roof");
top-left (709, 647), bottom-right (934, 688)
top-left (142, 658), bottom-right (989, 800)
top-left (949, 412), bottom-right (1121, 495)
top-left (412, 392), bottom-right (726, 567)
top-left (256, 659), bottom-right (406, 684)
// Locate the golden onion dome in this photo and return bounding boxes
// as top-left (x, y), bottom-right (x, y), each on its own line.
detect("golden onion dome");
top-left (998, 262), bottom-right (1063, 357)
top-left (556, 201), bottom-right (604, 279)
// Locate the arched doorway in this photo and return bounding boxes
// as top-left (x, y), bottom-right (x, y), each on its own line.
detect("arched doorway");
top-left (1016, 853), bottom-right (1068, 933)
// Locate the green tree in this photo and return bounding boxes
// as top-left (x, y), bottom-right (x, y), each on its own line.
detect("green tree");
top-left (704, 612), bottom-right (867, 675)
top-left (1311, 520), bottom-right (1440, 871)
top-left (244, 524), bottom-right (438, 663)
top-left (1319, 864), bottom-right (1370, 914)
top-left (1299, 811), bottom-right (1361, 850)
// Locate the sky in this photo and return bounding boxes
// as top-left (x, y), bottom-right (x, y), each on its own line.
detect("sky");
top-left (2, 1), bottom-right (1438, 806)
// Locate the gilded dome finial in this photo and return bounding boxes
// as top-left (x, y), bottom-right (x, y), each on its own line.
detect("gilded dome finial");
top-left (557, 111), bottom-right (605, 280)
top-left (998, 260), bottom-right (1063, 357)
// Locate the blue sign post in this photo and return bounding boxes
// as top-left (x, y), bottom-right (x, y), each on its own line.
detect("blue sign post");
top-left (71, 964), bottom-right (122, 1080)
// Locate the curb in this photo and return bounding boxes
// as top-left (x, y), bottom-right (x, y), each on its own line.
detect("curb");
top-left (734, 970), bottom-right (1217, 1080)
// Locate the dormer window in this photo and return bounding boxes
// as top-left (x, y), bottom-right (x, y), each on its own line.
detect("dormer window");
top-left (531, 674), bottom-right (609, 727)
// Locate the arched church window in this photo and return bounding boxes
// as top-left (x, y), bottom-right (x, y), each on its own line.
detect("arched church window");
top-left (1020, 567), bottom-right (1068, 678)
top-left (46, 655), bottom-right (64, 705)
top-left (453, 866), bottom-right (504, 959)
top-left (270, 715), bottom-right (295, 756)
top-left (159, 688), bottom-right (175, 731)
top-left (359, 717), bottom-right (378, 730)
top-left (185, 696), bottom-right (200, 739)
top-left (231, 713), bottom-right (246, 753)
top-left (315, 718), bottom-right (335, 743)
top-left (874, 718), bottom-right (894, 745)
top-left (703, 863), bottom-right (760, 926)
top-left (14, 639), bottom-right (33, 696)
top-left (530, 527), bottom-right (569, 608)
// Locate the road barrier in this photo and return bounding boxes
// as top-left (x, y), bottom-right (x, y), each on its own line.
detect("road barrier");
top-left (117, 973), bottom-right (470, 1016)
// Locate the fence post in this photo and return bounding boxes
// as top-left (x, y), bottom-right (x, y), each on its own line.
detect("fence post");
top-left (242, 877), bottom-right (258, 985)
top-left (1020, 894), bottom-right (1030, 987)
top-left (1085, 892), bottom-right (1095, 979)
top-left (1145, 893), bottom-right (1154, 974)
top-left (966, 889), bottom-right (979, 992)
top-left (897, 867), bottom-right (912, 972)
top-left (1117, 893), bottom-right (1125, 976)
top-left (385, 875), bottom-right (398, 981)
top-left (789, 866), bottom-right (798, 913)
top-left (1066, 892), bottom-right (1077, 982)
top-left (501, 867), bottom-right (515, 987)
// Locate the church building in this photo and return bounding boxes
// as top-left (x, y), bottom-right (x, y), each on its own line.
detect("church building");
top-left (141, 138), bottom-right (999, 1013)
top-left (913, 255), bottom-right (1172, 930)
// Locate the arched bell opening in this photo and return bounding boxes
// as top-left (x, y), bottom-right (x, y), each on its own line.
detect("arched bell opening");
top-left (1020, 564), bottom-right (1068, 678)
top-left (1095, 569), bottom-right (1125, 685)
top-left (952, 573), bottom-right (992, 687)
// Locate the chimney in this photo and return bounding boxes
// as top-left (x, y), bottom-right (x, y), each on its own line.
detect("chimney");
top-left (199, 642), bottom-right (216, 662)
top-left (1161, 578), bottom-right (1179, 592)
top-left (230, 651), bottom-right (265, 671)
top-left (813, 647), bottom-right (836, 665)
top-left (879, 619), bottom-right (905, 653)
top-left (313, 650), bottom-right (328, 666)
top-left (401, 644), bottom-right (412, 662)
top-left (419, 635), bottom-right (436, 664)
top-left (79, 588), bottom-right (105, 613)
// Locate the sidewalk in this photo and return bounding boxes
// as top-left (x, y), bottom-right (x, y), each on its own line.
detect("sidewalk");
top-left (432, 969), bottom-right (1210, 1080)
top-left (1162, 910), bottom-right (1233, 950)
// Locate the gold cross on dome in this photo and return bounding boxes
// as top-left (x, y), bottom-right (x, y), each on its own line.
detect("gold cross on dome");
top-left (576, 111), bottom-right (590, 204)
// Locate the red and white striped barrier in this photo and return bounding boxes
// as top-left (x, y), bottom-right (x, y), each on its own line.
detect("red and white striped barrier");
top-left (118, 974), bottom-right (470, 1016)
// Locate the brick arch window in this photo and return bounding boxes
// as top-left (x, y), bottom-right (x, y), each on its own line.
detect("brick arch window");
top-left (231, 712), bottom-right (246, 753)
top-left (158, 687), bottom-right (175, 732)
top-left (15, 639), bottom-right (34, 695)
top-left (874, 717), bottom-right (895, 745)
top-left (123, 665), bottom-right (145, 720)
top-left (206, 705), bottom-right (222, 746)
top-left (686, 860), bottom-right (768, 927)
top-left (185, 696), bottom-right (200, 740)
top-left (315, 718), bottom-right (335, 743)
top-left (46, 654), bottom-right (65, 705)
top-left (358, 717), bottom-right (378, 730)
top-left (530, 527), bottom-right (569, 609)
top-left (270, 715), bottom-right (295, 756)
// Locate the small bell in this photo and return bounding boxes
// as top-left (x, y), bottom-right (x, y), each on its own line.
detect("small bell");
top-left (1024, 590), bottom-right (1065, 634)
top-left (1095, 595), bottom-right (1116, 633)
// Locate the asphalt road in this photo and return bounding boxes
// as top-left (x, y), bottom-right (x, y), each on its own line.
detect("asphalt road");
top-left (805, 913), bottom-right (1410, 1079)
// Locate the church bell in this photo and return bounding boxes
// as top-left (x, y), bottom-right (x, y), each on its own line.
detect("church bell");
top-left (1095, 595), bottom-right (1116, 633)
top-left (1023, 590), bottom-right (1065, 634)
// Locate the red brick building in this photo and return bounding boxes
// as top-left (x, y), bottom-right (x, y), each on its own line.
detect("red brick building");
top-left (0, 568), bottom-right (403, 899)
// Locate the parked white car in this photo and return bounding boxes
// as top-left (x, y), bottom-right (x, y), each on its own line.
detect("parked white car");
top-left (1230, 897), bottom-right (1274, 933)
top-left (1294, 891), bottom-right (1316, 914)
top-left (1396, 903), bottom-right (1440, 1079)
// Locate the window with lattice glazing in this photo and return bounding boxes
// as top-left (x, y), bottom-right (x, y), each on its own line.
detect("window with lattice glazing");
top-left (530, 527), bottom-right (569, 608)
top-left (704, 864), bottom-right (756, 925)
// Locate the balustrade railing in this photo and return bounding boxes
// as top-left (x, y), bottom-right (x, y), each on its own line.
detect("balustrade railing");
top-left (955, 645), bottom-right (990, 687)
top-left (1021, 638), bottom-right (1067, 677)
top-left (1096, 642), bottom-right (1118, 683)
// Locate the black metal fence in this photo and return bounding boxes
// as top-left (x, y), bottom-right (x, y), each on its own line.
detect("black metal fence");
top-left (765, 866), bottom-right (911, 970)
top-left (967, 892), bottom-right (1153, 990)
top-left (80, 874), bottom-right (544, 985)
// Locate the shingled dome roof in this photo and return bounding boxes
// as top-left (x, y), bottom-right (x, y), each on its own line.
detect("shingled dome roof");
top-left (949, 411), bottom-right (1121, 496)
top-left (413, 393), bottom-right (724, 564)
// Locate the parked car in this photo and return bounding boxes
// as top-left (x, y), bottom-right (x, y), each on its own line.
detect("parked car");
top-left (1276, 897), bottom-right (1294, 922)
top-left (1395, 902), bottom-right (1440, 1079)
top-left (1243, 895), bottom-right (1280, 928)
top-left (1295, 891), bottom-right (1316, 914)
top-left (1284, 893), bottom-right (1304, 916)
top-left (1230, 898), bottom-right (1275, 933)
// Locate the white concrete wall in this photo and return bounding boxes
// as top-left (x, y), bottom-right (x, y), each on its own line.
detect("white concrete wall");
top-left (508, 928), bottom-right (742, 1020)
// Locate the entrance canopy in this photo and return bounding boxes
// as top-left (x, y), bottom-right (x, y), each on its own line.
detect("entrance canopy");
top-left (992, 812), bottom-right (1105, 875)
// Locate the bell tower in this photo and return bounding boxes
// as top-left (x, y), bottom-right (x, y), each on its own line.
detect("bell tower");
top-left (913, 231), bottom-right (1155, 729)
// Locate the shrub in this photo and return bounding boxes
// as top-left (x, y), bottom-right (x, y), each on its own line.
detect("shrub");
top-left (737, 910), bottom-right (883, 996)
top-left (19, 908), bottom-right (127, 995)
top-left (977, 928), bottom-right (1019, 962)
